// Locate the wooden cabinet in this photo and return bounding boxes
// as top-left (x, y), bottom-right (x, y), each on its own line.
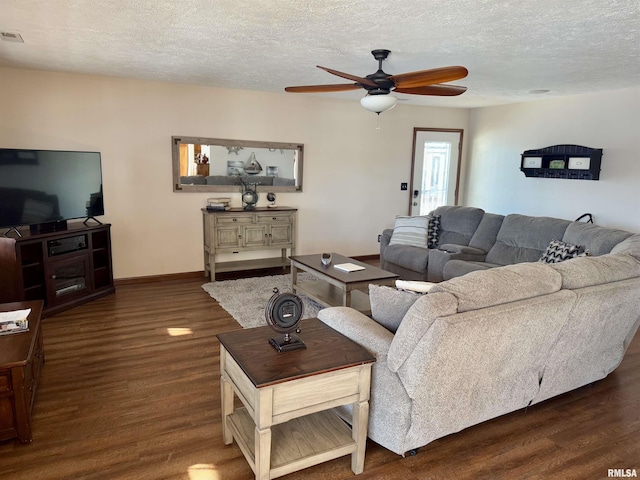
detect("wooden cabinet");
top-left (0, 300), bottom-right (44, 443)
top-left (520, 144), bottom-right (603, 180)
top-left (1, 224), bottom-right (115, 317)
top-left (203, 208), bottom-right (297, 281)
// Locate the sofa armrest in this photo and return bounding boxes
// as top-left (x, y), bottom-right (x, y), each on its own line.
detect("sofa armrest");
top-left (380, 228), bottom-right (394, 256)
top-left (427, 246), bottom-right (488, 282)
top-left (317, 307), bottom-right (394, 358)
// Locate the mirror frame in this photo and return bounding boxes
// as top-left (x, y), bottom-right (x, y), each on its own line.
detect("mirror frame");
top-left (172, 136), bottom-right (304, 193)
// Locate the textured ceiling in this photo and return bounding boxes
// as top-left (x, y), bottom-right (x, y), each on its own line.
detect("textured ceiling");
top-left (1, 0), bottom-right (639, 108)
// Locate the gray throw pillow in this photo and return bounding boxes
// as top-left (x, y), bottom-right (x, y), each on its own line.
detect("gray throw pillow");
top-left (389, 215), bottom-right (431, 248)
top-left (369, 284), bottom-right (423, 333)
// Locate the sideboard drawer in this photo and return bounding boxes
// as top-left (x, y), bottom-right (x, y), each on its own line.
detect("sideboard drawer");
top-left (257, 213), bottom-right (293, 224)
top-left (216, 215), bottom-right (253, 225)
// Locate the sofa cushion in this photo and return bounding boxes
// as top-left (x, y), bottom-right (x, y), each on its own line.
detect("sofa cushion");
top-left (383, 244), bottom-right (430, 273)
top-left (539, 240), bottom-right (587, 263)
top-left (468, 213), bottom-right (505, 252)
top-left (389, 216), bottom-right (431, 248)
top-left (611, 234), bottom-right (640, 259)
top-left (442, 259), bottom-right (498, 280)
top-left (548, 254), bottom-right (640, 289)
top-left (431, 206), bottom-right (485, 247)
top-left (369, 284), bottom-right (423, 333)
top-left (485, 214), bottom-right (571, 265)
top-left (431, 262), bottom-right (563, 313)
top-left (562, 222), bottom-right (633, 256)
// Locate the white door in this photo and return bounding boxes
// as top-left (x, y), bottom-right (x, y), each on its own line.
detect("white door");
top-left (410, 129), bottom-right (462, 216)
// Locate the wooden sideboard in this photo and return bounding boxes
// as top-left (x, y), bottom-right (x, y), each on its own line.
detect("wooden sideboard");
top-left (202, 207), bottom-right (297, 281)
top-left (0, 300), bottom-right (44, 443)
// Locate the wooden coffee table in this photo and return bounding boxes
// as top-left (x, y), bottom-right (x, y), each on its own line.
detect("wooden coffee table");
top-left (289, 253), bottom-right (398, 313)
top-left (217, 318), bottom-right (375, 480)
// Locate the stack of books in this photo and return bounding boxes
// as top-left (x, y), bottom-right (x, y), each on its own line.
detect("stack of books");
top-left (206, 197), bottom-right (232, 211)
top-left (0, 309), bottom-right (31, 336)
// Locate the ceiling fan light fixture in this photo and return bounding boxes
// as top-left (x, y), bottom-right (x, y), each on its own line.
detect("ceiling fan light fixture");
top-left (360, 94), bottom-right (398, 114)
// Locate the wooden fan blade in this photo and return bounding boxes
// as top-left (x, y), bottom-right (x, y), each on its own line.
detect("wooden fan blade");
top-left (394, 84), bottom-right (467, 96)
top-left (284, 83), bottom-right (361, 93)
top-left (316, 66), bottom-right (378, 87)
top-left (390, 66), bottom-right (468, 89)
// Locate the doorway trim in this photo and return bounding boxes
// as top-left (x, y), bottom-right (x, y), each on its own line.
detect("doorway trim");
top-left (409, 127), bottom-right (464, 214)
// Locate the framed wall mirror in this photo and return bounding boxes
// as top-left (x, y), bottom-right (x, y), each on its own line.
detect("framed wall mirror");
top-left (172, 136), bottom-right (304, 193)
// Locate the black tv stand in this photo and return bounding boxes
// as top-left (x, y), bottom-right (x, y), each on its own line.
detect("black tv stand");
top-left (83, 216), bottom-right (103, 226)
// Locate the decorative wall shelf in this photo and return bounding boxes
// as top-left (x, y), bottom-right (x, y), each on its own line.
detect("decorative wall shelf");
top-left (520, 144), bottom-right (602, 180)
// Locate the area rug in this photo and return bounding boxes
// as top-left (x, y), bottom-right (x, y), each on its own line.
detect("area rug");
top-left (202, 273), bottom-right (323, 329)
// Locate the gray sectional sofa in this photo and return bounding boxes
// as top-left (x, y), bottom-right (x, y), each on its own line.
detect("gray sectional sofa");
top-left (319, 233), bottom-right (640, 456)
top-left (380, 206), bottom-right (635, 282)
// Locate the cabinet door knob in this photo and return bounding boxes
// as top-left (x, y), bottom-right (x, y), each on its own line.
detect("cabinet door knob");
top-left (272, 217), bottom-right (277, 220)
top-left (232, 218), bottom-right (237, 222)
top-left (51, 274), bottom-right (57, 280)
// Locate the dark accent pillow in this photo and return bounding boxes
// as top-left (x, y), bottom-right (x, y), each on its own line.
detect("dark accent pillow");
top-left (539, 240), bottom-right (589, 263)
top-left (427, 214), bottom-right (441, 249)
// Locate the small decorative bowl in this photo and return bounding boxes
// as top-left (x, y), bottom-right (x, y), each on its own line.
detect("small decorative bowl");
top-left (321, 253), bottom-right (332, 266)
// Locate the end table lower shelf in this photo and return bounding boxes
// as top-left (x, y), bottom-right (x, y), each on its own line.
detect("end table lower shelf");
top-left (227, 407), bottom-right (356, 478)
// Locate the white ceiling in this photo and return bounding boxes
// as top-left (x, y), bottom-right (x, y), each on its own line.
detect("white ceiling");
top-left (1, 0), bottom-right (639, 108)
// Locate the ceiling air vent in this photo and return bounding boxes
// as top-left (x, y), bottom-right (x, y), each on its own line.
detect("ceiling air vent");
top-left (1, 31), bottom-right (24, 43)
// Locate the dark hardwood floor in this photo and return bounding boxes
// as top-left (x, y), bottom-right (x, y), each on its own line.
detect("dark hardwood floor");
top-left (0, 273), bottom-right (638, 480)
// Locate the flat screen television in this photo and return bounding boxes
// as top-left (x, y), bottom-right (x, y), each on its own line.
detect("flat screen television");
top-left (0, 148), bottom-right (104, 234)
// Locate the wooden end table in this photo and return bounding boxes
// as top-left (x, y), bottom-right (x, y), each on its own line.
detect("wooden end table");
top-left (217, 318), bottom-right (375, 479)
top-left (289, 253), bottom-right (398, 313)
top-left (0, 300), bottom-right (44, 443)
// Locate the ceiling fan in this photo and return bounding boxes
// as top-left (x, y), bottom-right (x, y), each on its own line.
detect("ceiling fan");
top-left (284, 49), bottom-right (468, 113)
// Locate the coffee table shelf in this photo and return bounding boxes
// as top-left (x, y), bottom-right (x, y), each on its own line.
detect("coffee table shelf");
top-left (294, 280), bottom-right (371, 312)
top-left (289, 253), bottom-right (398, 313)
top-left (212, 256), bottom-right (290, 274)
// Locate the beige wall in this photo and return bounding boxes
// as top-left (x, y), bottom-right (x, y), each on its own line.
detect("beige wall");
top-left (0, 67), bottom-right (470, 279)
top-left (465, 87), bottom-right (640, 231)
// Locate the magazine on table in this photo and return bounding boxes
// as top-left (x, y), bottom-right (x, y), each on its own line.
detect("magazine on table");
top-left (0, 308), bottom-right (31, 335)
top-left (334, 263), bottom-right (366, 273)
